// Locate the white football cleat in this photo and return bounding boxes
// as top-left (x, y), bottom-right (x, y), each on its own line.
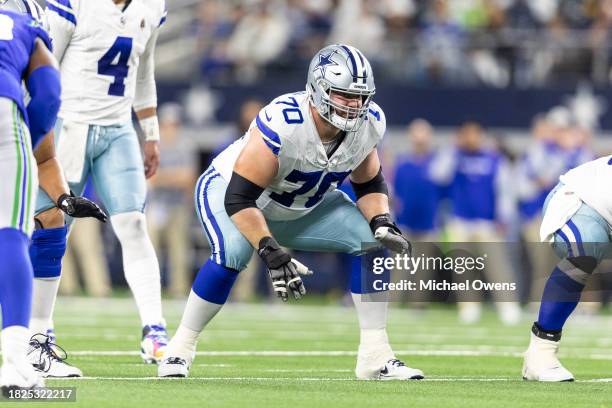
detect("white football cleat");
top-left (141, 324), bottom-right (169, 364)
top-left (357, 358), bottom-right (424, 380)
top-left (377, 359), bottom-right (424, 380)
top-left (1, 359), bottom-right (45, 397)
top-left (27, 334), bottom-right (82, 378)
top-left (522, 324), bottom-right (574, 382)
top-left (158, 357), bottom-right (191, 378)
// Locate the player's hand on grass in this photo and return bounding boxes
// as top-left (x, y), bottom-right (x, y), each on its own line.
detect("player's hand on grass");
top-left (370, 213), bottom-right (412, 255)
top-left (258, 236), bottom-right (313, 302)
top-left (144, 140), bottom-right (160, 179)
top-left (57, 192), bottom-right (108, 223)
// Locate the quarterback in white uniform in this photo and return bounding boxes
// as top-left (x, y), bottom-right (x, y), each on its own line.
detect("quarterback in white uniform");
top-left (159, 44), bottom-right (424, 380)
top-left (523, 155), bottom-right (612, 381)
top-left (27, 0), bottom-right (169, 376)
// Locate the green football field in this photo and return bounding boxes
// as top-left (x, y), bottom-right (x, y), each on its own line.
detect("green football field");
top-left (7, 297), bottom-right (611, 408)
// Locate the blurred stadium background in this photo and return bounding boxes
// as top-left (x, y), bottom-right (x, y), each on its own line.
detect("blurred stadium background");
top-left (42, 0), bottom-right (612, 311)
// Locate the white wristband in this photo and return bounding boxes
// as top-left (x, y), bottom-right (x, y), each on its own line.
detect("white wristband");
top-left (139, 115), bottom-right (160, 141)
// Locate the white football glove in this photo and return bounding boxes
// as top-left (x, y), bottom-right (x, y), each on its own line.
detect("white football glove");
top-left (258, 237), bottom-right (313, 302)
top-left (370, 213), bottom-right (412, 255)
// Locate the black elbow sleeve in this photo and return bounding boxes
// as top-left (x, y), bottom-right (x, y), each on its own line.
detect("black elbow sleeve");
top-left (224, 172), bottom-right (265, 217)
top-left (350, 167), bottom-right (388, 200)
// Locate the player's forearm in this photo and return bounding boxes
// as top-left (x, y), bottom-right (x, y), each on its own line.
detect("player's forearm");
top-left (356, 193), bottom-right (390, 223)
top-left (37, 158), bottom-right (69, 203)
top-left (230, 208), bottom-right (273, 249)
top-left (135, 107), bottom-right (157, 120)
top-left (34, 132), bottom-right (70, 202)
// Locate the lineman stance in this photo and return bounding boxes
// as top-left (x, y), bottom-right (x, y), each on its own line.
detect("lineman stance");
top-left (523, 155), bottom-right (612, 381)
top-left (159, 44), bottom-right (424, 380)
top-left (28, 0), bottom-right (169, 376)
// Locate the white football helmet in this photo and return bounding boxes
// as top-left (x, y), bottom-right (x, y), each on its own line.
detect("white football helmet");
top-left (0, 0), bottom-right (48, 30)
top-left (307, 44), bottom-right (376, 132)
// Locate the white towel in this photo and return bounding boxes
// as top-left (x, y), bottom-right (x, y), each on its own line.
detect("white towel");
top-left (56, 121), bottom-right (89, 184)
top-left (539, 184), bottom-right (582, 243)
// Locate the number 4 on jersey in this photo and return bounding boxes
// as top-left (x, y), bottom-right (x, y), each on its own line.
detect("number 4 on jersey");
top-left (97, 36), bottom-right (133, 97)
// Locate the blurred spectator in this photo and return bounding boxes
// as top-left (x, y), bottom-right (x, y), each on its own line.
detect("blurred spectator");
top-left (516, 111), bottom-right (569, 303)
top-left (194, 0), bottom-right (241, 81)
top-left (431, 121), bottom-right (520, 324)
top-left (179, 0), bottom-right (612, 86)
top-left (413, 0), bottom-right (475, 84)
top-left (212, 98), bottom-right (265, 159)
top-left (226, 0), bottom-right (292, 83)
top-left (327, 0), bottom-right (387, 61)
top-left (392, 119), bottom-right (442, 305)
top-left (392, 119), bottom-right (441, 240)
top-left (147, 104), bottom-right (197, 298)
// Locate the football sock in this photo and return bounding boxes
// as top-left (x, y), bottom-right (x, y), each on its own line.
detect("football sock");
top-left (537, 263), bottom-right (586, 332)
top-left (30, 279), bottom-right (60, 335)
top-left (29, 227), bottom-right (66, 335)
top-left (1, 326), bottom-right (30, 365)
top-left (350, 249), bottom-right (389, 294)
top-left (111, 212), bottom-right (164, 327)
top-left (166, 261), bottom-right (239, 359)
top-left (0, 228), bottom-right (33, 329)
top-left (351, 250), bottom-right (393, 361)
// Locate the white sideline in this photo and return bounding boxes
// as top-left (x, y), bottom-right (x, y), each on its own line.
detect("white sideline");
top-left (50, 376), bottom-right (612, 383)
top-left (69, 349), bottom-right (612, 360)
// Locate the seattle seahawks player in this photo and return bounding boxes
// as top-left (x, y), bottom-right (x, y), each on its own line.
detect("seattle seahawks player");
top-left (1, 0), bottom-right (108, 381)
top-left (0, 4), bottom-right (60, 393)
top-left (159, 44), bottom-right (424, 381)
top-left (523, 155), bottom-right (612, 381)
top-left (27, 0), bottom-right (169, 373)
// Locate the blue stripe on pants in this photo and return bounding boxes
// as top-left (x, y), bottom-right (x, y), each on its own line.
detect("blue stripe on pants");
top-left (556, 228), bottom-right (573, 257)
top-left (566, 220), bottom-right (585, 256)
top-left (196, 168), bottom-right (225, 265)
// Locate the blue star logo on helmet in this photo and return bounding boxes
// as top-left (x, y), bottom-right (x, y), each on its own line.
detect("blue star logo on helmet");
top-left (313, 52), bottom-right (338, 77)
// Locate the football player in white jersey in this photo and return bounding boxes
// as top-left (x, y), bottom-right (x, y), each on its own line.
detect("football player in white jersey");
top-left (159, 44), bottom-right (424, 380)
top-left (523, 155), bottom-right (612, 381)
top-left (27, 0), bottom-right (169, 376)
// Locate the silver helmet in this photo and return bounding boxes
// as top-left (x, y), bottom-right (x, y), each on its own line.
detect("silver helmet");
top-left (0, 0), bottom-right (48, 30)
top-left (307, 44), bottom-right (376, 132)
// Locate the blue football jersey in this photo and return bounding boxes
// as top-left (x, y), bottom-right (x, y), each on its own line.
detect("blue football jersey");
top-left (0, 10), bottom-right (52, 122)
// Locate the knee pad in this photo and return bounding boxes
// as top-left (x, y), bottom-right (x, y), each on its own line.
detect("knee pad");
top-left (29, 226), bottom-right (67, 278)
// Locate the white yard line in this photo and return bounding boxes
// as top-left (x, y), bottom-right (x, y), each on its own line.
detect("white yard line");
top-left (50, 376), bottom-right (612, 383)
top-left (67, 349), bottom-right (612, 360)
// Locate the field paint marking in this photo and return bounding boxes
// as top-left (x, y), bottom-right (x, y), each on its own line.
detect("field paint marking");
top-left (68, 349), bottom-right (612, 360)
top-left (51, 376), bottom-right (612, 383)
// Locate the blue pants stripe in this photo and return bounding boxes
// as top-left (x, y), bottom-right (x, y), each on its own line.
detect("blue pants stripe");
top-left (195, 168), bottom-right (217, 259)
top-left (196, 168), bottom-right (225, 265)
top-left (556, 228), bottom-right (573, 257)
top-left (16, 114), bottom-right (28, 231)
top-left (566, 220), bottom-right (585, 256)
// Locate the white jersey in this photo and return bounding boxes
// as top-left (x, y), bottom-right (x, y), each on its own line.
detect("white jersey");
top-left (212, 91), bottom-right (386, 221)
top-left (46, 0), bottom-right (166, 125)
top-left (559, 155), bottom-right (612, 227)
